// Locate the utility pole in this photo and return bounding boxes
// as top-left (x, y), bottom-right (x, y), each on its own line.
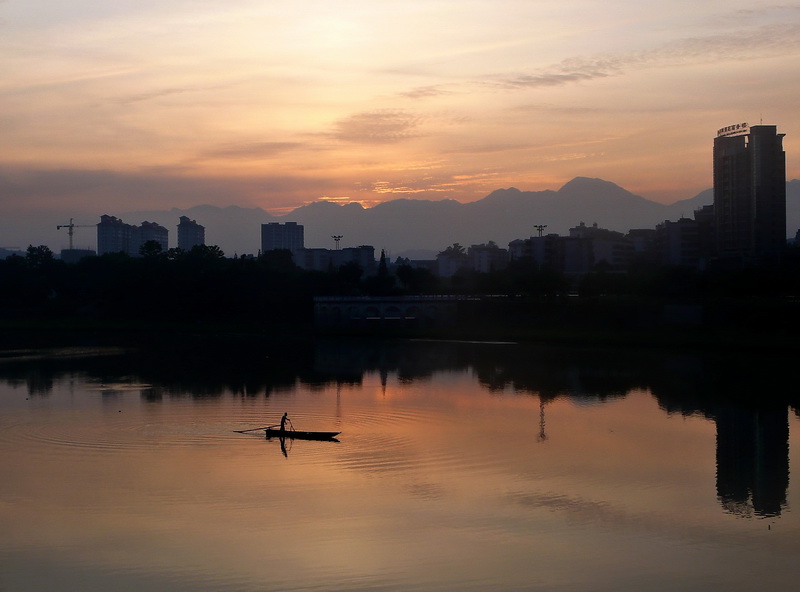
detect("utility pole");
top-left (533, 224), bottom-right (547, 237)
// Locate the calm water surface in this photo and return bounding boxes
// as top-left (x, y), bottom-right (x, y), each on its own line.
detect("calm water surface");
top-left (1, 340), bottom-right (798, 591)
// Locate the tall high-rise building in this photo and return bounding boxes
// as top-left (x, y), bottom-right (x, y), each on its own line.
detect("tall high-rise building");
top-left (261, 222), bottom-right (304, 255)
top-left (713, 123), bottom-right (786, 264)
top-left (177, 216), bottom-right (205, 251)
top-left (97, 215), bottom-right (168, 256)
top-left (97, 215), bottom-right (135, 255)
top-left (139, 221), bottom-right (168, 252)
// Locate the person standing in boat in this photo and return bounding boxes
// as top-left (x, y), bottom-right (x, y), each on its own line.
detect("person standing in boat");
top-left (280, 412), bottom-right (289, 434)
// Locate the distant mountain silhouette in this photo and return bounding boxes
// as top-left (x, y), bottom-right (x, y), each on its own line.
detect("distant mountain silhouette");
top-left (122, 177), bottom-right (799, 258)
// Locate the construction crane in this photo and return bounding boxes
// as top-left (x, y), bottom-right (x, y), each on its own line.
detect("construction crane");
top-left (56, 218), bottom-right (94, 250)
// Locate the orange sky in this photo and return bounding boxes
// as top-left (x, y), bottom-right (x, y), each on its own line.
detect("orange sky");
top-left (1, 1), bottom-right (799, 228)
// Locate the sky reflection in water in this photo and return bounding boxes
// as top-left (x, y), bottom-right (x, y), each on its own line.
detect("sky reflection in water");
top-left (0, 340), bottom-right (798, 591)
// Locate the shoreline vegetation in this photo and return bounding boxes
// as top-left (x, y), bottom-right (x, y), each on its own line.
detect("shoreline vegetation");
top-left (0, 300), bottom-right (795, 354)
top-left (1, 244), bottom-right (798, 354)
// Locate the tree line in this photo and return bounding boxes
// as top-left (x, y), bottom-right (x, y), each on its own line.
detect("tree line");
top-left (2, 242), bottom-right (800, 331)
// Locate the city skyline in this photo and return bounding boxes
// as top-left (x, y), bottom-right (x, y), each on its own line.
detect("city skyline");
top-left (4, 175), bottom-right (800, 258)
top-left (2, 1), bottom-right (799, 248)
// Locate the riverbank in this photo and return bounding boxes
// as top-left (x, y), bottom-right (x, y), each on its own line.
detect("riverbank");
top-left (0, 311), bottom-right (795, 354)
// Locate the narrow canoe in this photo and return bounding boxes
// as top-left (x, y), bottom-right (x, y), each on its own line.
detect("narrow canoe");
top-left (265, 428), bottom-right (340, 441)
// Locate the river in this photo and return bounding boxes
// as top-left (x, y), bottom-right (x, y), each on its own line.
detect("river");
top-left (1, 338), bottom-right (798, 591)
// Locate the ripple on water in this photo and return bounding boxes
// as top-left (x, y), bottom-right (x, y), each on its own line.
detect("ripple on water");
top-left (0, 409), bottom-right (242, 455)
top-left (324, 407), bottom-right (504, 479)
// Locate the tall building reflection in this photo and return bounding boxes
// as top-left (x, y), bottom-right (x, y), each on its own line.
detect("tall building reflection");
top-left (715, 406), bottom-right (789, 517)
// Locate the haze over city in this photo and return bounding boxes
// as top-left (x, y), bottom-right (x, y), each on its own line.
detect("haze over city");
top-left (2, 1), bottom-right (799, 251)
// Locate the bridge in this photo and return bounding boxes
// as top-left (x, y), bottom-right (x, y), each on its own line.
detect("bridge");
top-left (314, 295), bottom-right (468, 329)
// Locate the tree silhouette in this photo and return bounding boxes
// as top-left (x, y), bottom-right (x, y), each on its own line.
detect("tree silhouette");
top-left (396, 264), bottom-right (438, 294)
top-left (139, 240), bottom-right (163, 258)
top-left (438, 243), bottom-right (467, 258)
top-left (188, 244), bottom-right (225, 260)
top-left (25, 245), bottom-right (56, 268)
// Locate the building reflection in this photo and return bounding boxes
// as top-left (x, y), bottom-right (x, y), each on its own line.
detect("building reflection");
top-left (716, 406), bottom-right (789, 517)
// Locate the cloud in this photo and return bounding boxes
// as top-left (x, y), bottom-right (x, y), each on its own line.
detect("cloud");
top-left (443, 142), bottom-right (533, 155)
top-left (332, 109), bottom-right (422, 144)
top-left (201, 141), bottom-right (304, 160)
top-left (655, 23), bottom-right (800, 63)
top-left (495, 23), bottom-right (800, 90)
top-left (510, 104), bottom-right (608, 117)
top-left (114, 87), bottom-right (195, 104)
top-left (502, 69), bottom-right (615, 89)
top-left (711, 4), bottom-right (800, 26)
top-left (372, 181), bottom-right (435, 195)
top-left (112, 81), bottom-right (232, 105)
top-left (0, 166), bottom-right (334, 216)
top-left (399, 85), bottom-right (453, 100)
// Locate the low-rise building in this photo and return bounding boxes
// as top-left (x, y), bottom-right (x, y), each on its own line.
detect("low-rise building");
top-left (468, 243), bottom-right (508, 273)
top-left (569, 222), bottom-right (632, 271)
top-left (296, 245), bottom-right (377, 274)
top-left (60, 249), bottom-right (96, 264)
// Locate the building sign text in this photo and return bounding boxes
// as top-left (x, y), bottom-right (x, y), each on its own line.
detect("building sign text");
top-left (717, 123), bottom-right (749, 137)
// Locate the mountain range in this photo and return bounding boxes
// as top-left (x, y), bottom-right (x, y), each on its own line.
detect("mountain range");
top-left (124, 177), bottom-right (800, 259)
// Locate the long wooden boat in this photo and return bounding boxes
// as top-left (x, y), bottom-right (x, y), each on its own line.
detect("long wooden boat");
top-left (265, 428), bottom-right (340, 441)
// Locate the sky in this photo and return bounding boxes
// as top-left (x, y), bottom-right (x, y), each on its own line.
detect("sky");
top-left (1, 0), bottom-right (799, 248)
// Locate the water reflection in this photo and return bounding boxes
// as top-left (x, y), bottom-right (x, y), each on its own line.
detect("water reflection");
top-left (716, 406), bottom-right (789, 517)
top-left (4, 340), bottom-right (796, 404)
top-left (0, 338), bottom-right (796, 521)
